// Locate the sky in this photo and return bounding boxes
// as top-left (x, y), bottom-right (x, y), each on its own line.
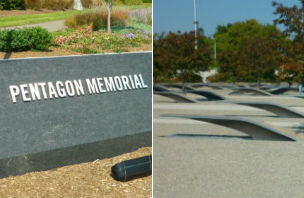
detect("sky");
top-left (153, 0), bottom-right (300, 37)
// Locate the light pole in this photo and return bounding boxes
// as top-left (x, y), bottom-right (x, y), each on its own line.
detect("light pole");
top-left (193, 0), bottom-right (199, 50)
top-left (214, 38), bottom-right (217, 60)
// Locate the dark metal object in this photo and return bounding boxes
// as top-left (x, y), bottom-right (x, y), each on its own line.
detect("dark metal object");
top-left (112, 155), bottom-right (152, 182)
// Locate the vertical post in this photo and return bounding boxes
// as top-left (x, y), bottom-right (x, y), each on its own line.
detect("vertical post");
top-left (193, 0), bottom-right (198, 51)
top-left (214, 39), bottom-right (217, 60)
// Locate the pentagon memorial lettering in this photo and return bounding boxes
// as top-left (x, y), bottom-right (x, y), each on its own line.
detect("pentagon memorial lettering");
top-left (9, 74), bottom-right (148, 103)
top-left (0, 52), bottom-right (152, 178)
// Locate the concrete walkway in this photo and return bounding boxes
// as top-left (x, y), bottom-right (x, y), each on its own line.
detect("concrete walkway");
top-left (0, 20), bottom-right (66, 32)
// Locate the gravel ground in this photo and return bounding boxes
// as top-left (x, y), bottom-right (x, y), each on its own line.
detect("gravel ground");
top-left (153, 86), bottom-right (304, 198)
top-left (0, 147), bottom-right (152, 198)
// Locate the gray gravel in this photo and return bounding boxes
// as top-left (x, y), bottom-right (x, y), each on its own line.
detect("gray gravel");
top-left (153, 88), bottom-right (304, 198)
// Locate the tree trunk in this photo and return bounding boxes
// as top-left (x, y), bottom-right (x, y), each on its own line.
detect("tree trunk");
top-left (107, 6), bottom-right (112, 34)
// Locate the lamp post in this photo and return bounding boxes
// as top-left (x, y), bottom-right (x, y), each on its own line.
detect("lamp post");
top-left (193, 0), bottom-right (199, 50)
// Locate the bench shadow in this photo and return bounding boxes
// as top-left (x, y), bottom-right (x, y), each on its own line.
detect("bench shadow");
top-left (160, 133), bottom-right (253, 140)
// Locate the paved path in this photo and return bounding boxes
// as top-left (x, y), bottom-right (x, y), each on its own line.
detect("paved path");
top-left (0, 20), bottom-right (66, 32)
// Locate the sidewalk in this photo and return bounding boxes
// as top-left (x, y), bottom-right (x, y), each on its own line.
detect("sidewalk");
top-left (0, 20), bottom-right (66, 32)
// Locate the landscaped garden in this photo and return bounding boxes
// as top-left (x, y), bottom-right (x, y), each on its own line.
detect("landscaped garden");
top-left (0, 0), bottom-right (152, 58)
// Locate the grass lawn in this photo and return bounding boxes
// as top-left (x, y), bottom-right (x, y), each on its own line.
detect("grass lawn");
top-left (0, 10), bottom-right (81, 27)
top-left (0, 3), bottom-right (151, 28)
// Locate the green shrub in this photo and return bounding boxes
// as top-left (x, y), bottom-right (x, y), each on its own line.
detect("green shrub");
top-left (142, 0), bottom-right (151, 2)
top-left (124, 0), bottom-right (142, 5)
top-left (0, 27), bottom-right (52, 52)
top-left (30, 27), bottom-right (53, 49)
top-left (25, 0), bottom-right (73, 10)
top-left (0, 0), bottom-right (25, 10)
top-left (65, 8), bottom-right (129, 30)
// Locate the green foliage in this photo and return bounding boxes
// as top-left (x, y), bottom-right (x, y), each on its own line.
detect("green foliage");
top-left (0, 0), bottom-right (25, 10)
top-left (212, 19), bottom-right (287, 83)
top-left (153, 30), bottom-right (213, 83)
top-left (0, 27), bottom-right (52, 52)
top-left (124, 0), bottom-right (142, 5)
top-left (214, 19), bottom-right (284, 52)
top-left (142, 0), bottom-right (151, 2)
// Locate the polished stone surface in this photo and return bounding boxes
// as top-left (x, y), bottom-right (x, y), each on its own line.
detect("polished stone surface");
top-left (0, 52), bottom-right (152, 176)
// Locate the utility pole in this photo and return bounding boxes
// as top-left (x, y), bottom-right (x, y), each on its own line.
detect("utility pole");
top-left (193, 0), bottom-right (198, 50)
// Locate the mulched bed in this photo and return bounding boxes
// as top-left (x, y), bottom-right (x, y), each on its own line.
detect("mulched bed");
top-left (0, 9), bottom-right (56, 18)
top-left (0, 147), bottom-right (152, 198)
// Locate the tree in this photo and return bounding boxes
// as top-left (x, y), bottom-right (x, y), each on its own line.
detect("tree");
top-left (277, 61), bottom-right (304, 85)
top-left (102, 0), bottom-right (115, 34)
top-left (214, 19), bottom-right (284, 52)
top-left (213, 19), bottom-right (286, 83)
top-left (273, 0), bottom-right (304, 84)
top-left (153, 33), bottom-right (173, 82)
top-left (154, 30), bottom-right (213, 85)
top-left (273, 0), bottom-right (304, 42)
top-left (237, 36), bottom-right (280, 85)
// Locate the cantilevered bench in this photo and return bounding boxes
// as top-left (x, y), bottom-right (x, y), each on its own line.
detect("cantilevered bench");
top-left (155, 85), bottom-right (225, 101)
top-left (268, 86), bottom-right (298, 95)
top-left (234, 102), bottom-right (304, 118)
top-left (162, 115), bottom-right (297, 141)
top-left (154, 85), bottom-right (304, 118)
top-left (229, 87), bottom-right (272, 96)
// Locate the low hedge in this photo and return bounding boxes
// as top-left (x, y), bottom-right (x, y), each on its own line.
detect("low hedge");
top-left (0, 0), bottom-right (25, 10)
top-left (0, 27), bottom-right (52, 52)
